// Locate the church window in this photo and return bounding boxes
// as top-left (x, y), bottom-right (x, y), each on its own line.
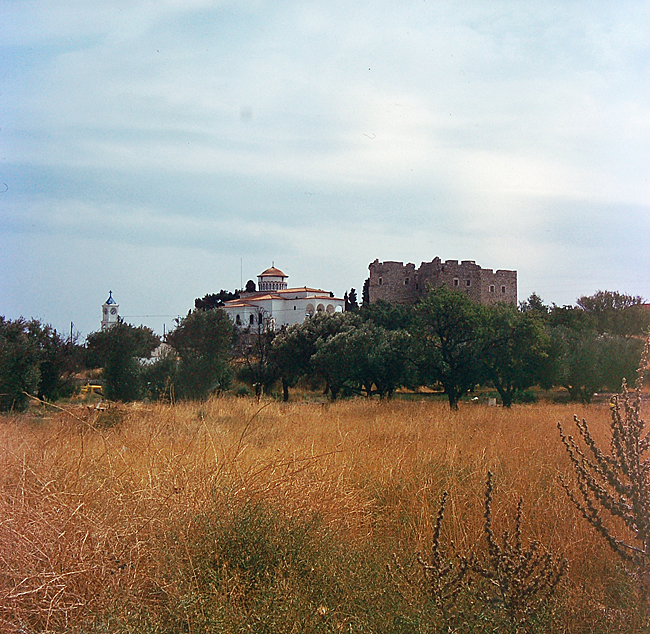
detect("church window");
top-left (379, 277), bottom-right (383, 285)
top-left (453, 278), bottom-right (459, 287)
top-left (501, 286), bottom-right (506, 294)
top-left (466, 279), bottom-right (471, 287)
top-left (250, 314), bottom-right (255, 325)
top-left (489, 285), bottom-right (495, 293)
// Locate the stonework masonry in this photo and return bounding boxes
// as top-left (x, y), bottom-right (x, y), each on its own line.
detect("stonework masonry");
top-left (368, 258), bottom-right (517, 306)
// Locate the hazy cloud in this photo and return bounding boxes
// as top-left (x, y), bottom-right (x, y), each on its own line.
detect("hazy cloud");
top-left (2, 0), bottom-right (649, 335)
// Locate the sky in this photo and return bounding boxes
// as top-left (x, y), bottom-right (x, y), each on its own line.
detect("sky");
top-left (2, 0), bottom-right (649, 338)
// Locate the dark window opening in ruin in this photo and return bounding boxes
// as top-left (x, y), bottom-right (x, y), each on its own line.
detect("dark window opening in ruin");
top-left (501, 286), bottom-right (506, 293)
top-left (490, 285), bottom-right (495, 293)
top-left (236, 314), bottom-right (241, 325)
top-left (404, 278), bottom-right (409, 285)
top-left (250, 314), bottom-right (254, 325)
top-left (466, 279), bottom-right (471, 287)
top-left (379, 277), bottom-right (383, 285)
top-left (453, 278), bottom-right (459, 286)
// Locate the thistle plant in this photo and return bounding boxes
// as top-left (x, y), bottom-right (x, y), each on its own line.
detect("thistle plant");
top-left (391, 480), bottom-right (566, 631)
top-left (390, 491), bottom-right (471, 621)
top-left (471, 472), bottom-right (568, 628)
top-left (558, 337), bottom-right (650, 596)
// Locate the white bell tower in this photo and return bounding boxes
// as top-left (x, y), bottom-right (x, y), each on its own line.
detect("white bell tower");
top-left (101, 291), bottom-right (120, 330)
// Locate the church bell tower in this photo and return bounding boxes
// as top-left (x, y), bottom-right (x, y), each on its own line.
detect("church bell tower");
top-left (101, 291), bottom-right (119, 330)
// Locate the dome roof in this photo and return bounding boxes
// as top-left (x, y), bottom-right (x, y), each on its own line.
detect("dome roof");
top-left (259, 267), bottom-right (287, 278)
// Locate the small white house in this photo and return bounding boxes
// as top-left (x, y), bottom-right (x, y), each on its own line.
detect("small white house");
top-left (223, 267), bottom-right (345, 330)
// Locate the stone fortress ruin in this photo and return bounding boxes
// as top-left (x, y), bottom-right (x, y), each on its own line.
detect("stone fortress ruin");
top-left (368, 258), bottom-right (517, 306)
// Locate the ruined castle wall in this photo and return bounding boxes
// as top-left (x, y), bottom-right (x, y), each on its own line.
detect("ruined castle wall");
top-left (368, 258), bottom-right (517, 306)
top-left (368, 260), bottom-right (419, 304)
top-left (489, 269), bottom-right (518, 304)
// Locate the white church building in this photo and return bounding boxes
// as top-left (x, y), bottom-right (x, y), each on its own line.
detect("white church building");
top-left (223, 266), bottom-right (345, 330)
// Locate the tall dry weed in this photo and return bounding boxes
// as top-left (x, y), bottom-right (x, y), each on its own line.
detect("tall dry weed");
top-left (0, 396), bottom-right (638, 632)
top-left (558, 337), bottom-right (650, 601)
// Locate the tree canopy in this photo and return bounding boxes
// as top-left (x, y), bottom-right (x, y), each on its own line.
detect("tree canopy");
top-left (86, 320), bottom-right (159, 402)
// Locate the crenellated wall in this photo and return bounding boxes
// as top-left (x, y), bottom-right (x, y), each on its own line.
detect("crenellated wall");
top-left (368, 258), bottom-right (517, 305)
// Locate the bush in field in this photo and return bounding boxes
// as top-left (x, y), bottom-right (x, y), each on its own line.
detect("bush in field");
top-left (27, 320), bottom-right (81, 401)
top-left (414, 286), bottom-right (483, 409)
top-left (0, 317), bottom-right (80, 411)
top-left (156, 500), bottom-right (403, 634)
top-left (86, 320), bottom-right (159, 402)
top-left (0, 317), bottom-right (41, 411)
top-left (576, 290), bottom-right (650, 338)
top-left (391, 475), bottom-right (566, 632)
top-left (270, 312), bottom-right (359, 401)
top-left (165, 308), bottom-right (234, 400)
top-left (311, 322), bottom-right (413, 399)
top-left (234, 311), bottom-right (278, 398)
top-left (481, 305), bottom-right (553, 407)
top-left (471, 472), bottom-right (567, 628)
top-left (558, 338), bottom-right (650, 599)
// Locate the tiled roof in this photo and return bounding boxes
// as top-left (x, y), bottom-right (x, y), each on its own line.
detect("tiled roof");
top-left (225, 292), bottom-right (344, 306)
top-left (259, 267), bottom-right (287, 278)
top-left (279, 287), bottom-right (327, 294)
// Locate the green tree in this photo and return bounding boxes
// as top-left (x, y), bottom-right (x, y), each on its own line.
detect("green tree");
top-left (546, 291), bottom-right (648, 402)
top-left (195, 289), bottom-right (240, 311)
top-left (269, 325), bottom-right (313, 402)
top-left (481, 305), bottom-right (552, 407)
top-left (361, 278), bottom-right (370, 306)
top-left (166, 309), bottom-right (234, 400)
top-left (86, 320), bottom-right (159, 402)
top-left (0, 317), bottom-right (41, 411)
top-left (551, 327), bottom-right (603, 403)
top-left (344, 288), bottom-right (359, 312)
top-left (518, 292), bottom-right (549, 317)
top-left (141, 346), bottom-right (178, 401)
top-left (26, 320), bottom-right (81, 401)
top-left (598, 334), bottom-right (645, 391)
top-left (271, 312), bottom-right (360, 401)
top-left (361, 299), bottom-right (415, 331)
top-left (414, 286), bottom-right (483, 409)
top-left (235, 325), bottom-right (278, 398)
top-left (576, 290), bottom-right (649, 337)
top-left (310, 321), bottom-right (361, 400)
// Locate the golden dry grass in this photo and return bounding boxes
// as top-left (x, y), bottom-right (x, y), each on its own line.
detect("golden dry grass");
top-left (0, 397), bottom-right (644, 632)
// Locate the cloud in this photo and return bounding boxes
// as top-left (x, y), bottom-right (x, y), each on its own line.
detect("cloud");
top-left (2, 0), bottom-right (650, 336)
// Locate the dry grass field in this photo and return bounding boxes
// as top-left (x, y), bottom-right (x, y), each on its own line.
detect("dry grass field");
top-left (1, 397), bottom-right (647, 633)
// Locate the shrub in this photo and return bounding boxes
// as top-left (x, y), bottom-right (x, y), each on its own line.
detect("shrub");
top-left (558, 337), bottom-right (650, 599)
top-left (0, 317), bottom-right (40, 411)
top-left (390, 474), bottom-right (567, 632)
